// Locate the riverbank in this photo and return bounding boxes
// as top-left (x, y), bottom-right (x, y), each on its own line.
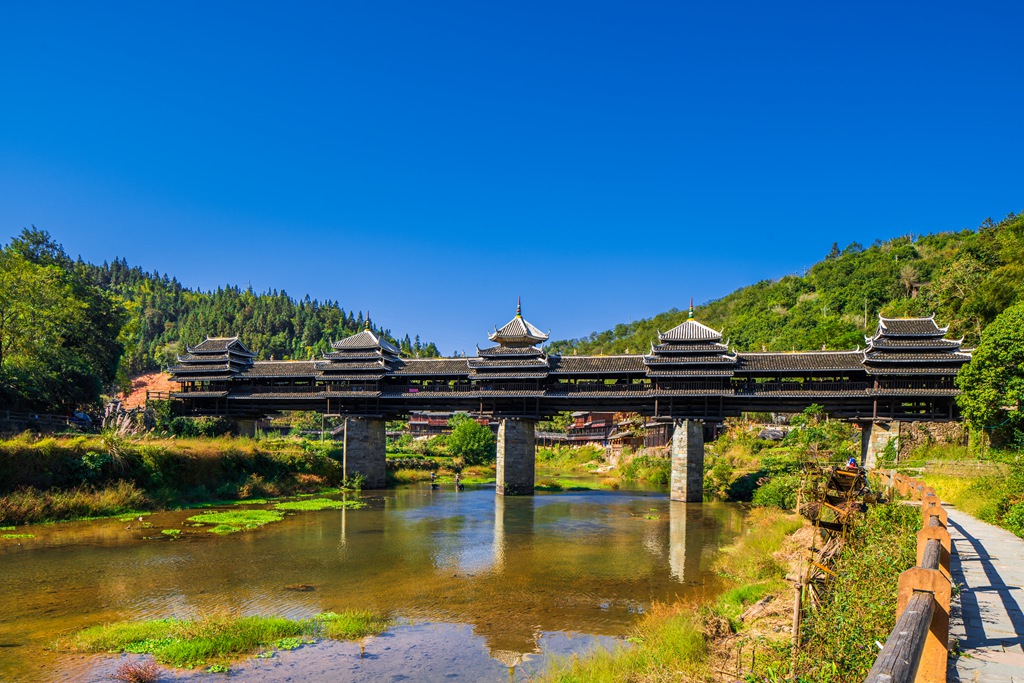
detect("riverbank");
top-left (537, 507), bottom-right (805, 682)
top-left (0, 433), bottom-right (347, 526)
top-left (914, 445), bottom-right (1024, 539)
top-left (532, 411), bottom-right (923, 683)
top-left (538, 498), bottom-right (921, 683)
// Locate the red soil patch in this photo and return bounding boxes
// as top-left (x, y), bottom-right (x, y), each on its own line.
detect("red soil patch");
top-left (120, 372), bottom-right (176, 410)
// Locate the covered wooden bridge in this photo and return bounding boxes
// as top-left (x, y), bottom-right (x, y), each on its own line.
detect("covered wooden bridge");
top-left (169, 303), bottom-right (970, 499)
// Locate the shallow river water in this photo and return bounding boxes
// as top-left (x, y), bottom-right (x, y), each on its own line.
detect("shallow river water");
top-left (0, 484), bottom-right (747, 682)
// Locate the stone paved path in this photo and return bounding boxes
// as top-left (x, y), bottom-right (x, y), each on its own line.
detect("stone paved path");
top-left (947, 508), bottom-right (1024, 682)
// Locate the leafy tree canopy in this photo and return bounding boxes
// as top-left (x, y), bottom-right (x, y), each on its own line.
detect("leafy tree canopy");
top-left (957, 301), bottom-right (1024, 443)
top-left (446, 413), bottom-right (497, 465)
top-left (0, 228), bottom-right (439, 412)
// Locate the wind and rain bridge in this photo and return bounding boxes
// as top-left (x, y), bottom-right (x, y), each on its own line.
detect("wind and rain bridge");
top-left (168, 302), bottom-right (969, 500)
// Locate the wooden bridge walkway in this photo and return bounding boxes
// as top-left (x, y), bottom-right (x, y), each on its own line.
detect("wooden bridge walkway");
top-left (948, 509), bottom-right (1024, 682)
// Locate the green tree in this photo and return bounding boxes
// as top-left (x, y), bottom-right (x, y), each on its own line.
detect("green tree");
top-left (957, 301), bottom-right (1024, 443)
top-left (446, 413), bottom-right (497, 465)
top-left (0, 229), bottom-right (126, 410)
top-left (539, 411), bottom-right (573, 432)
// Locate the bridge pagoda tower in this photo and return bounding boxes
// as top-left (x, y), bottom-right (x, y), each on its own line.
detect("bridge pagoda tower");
top-left (315, 317), bottom-right (399, 488)
top-left (481, 299), bottom-right (549, 495)
top-left (651, 305), bottom-right (730, 503)
top-left (860, 315), bottom-right (970, 467)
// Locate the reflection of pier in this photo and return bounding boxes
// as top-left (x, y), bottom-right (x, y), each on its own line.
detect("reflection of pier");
top-left (492, 495), bottom-right (506, 573)
top-left (669, 502), bottom-right (705, 585)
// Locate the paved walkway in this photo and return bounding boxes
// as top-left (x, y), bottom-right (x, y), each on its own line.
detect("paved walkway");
top-left (947, 508), bottom-right (1024, 682)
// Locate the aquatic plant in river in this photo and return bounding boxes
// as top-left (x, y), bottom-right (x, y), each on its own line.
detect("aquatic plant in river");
top-left (274, 498), bottom-right (366, 511)
top-left (61, 611), bottom-right (391, 669)
top-left (185, 509), bottom-right (284, 534)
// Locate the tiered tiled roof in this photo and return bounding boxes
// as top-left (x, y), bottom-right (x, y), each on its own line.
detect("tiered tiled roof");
top-left (643, 309), bottom-right (737, 379)
top-left (472, 301), bottom-right (551, 379)
top-left (863, 315), bottom-right (970, 377)
top-left (168, 336), bottom-right (255, 382)
top-left (487, 299), bottom-right (549, 346)
top-left (315, 320), bottom-right (399, 381)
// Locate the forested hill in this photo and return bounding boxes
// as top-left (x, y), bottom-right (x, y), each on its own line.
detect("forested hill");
top-left (547, 212), bottom-right (1024, 356)
top-left (0, 229), bottom-right (439, 411)
top-left (87, 257), bottom-right (440, 376)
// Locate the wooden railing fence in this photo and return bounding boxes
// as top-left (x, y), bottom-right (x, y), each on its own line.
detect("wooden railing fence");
top-left (864, 471), bottom-right (952, 683)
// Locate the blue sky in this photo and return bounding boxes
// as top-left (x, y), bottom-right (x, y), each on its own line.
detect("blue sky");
top-left (2, 1), bottom-right (1022, 354)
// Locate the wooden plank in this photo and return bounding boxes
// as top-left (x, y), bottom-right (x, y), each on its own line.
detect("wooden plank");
top-left (921, 539), bottom-right (941, 572)
top-left (864, 591), bottom-right (934, 683)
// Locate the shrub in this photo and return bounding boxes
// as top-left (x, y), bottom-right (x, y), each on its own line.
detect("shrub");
top-left (446, 417), bottom-right (496, 465)
top-left (1003, 502), bottom-right (1024, 538)
top-left (111, 658), bottom-right (160, 683)
top-left (620, 455), bottom-right (671, 485)
top-left (796, 502), bottom-right (920, 679)
top-left (751, 474), bottom-right (801, 510)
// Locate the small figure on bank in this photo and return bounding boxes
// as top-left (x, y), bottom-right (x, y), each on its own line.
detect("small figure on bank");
top-left (454, 472), bottom-right (464, 491)
top-left (847, 457), bottom-right (859, 470)
top-left (430, 471), bottom-right (439, 489)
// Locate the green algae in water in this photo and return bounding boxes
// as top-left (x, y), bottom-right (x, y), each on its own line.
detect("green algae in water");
top-left (117, 512), bottom-right (151, 522)
top-left (233, 498), bottom-right (268, 505)
top-left (274, 498), bottom-right (367, 512)
top-left (65, 611), bottom-right (390, 668)
top-left (1, 533), bottom-right (34, 539)
top-left (0, 526), bottom-right (15, 531)
top-left (186, 509), bottom-right (284, 534)
top-left (160, 529), bottom-right (181, 536)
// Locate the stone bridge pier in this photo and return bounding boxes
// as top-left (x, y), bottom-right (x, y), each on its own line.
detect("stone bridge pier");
top-left (497, 418), bottom-right (536, 495)
top-left (861, 421), bottom-right (899, 469)
top-left (341, 417), bottom-right (387, 489)
top-left (670, 419), bottom-right (704, 503)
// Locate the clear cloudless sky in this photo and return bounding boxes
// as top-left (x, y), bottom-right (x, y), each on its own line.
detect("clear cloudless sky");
top-left (1, 1), bottom-right (1022, 354)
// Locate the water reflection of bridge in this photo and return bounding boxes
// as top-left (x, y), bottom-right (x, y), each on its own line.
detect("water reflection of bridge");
top-left (170, 303), bottom-right (969, 500)
top-left (381, 490), bottom-right (744, 665)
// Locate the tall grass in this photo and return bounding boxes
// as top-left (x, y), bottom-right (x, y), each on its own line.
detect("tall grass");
top-left (0, 481), bottom-right (149, 525)
top-left (787, 502), bottom-right (920, 680)
top-left (0, 433), bottom-right (347, 524)
top-left (536, 444), bottom-right (606, 471)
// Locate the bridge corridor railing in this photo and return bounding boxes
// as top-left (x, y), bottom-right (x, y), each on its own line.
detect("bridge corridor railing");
top-left (864, 472), bottom-right (951, 683)
top-left (737, 381), bottom-right (870, 394)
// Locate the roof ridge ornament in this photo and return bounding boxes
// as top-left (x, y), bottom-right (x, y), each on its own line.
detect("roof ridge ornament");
top-left (688, 298), bottom-right (694, 319)
top-left (516, 296), bottom-right (522, 318)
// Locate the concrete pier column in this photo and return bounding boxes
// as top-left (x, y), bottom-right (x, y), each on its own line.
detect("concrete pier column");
top-left (861, 421), bottom-right (900, 469)
top-left (234, 418), bottom-right (257, 437)
top-left (497, 418), bottom-right (535, 496)
top-left (342, 417), bottom-right (387, 489)
top-left (670, 419), bottom-right (704, 503)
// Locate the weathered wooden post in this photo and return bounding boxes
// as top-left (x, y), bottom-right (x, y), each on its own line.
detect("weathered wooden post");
top-left (896, 564), bottom-right (950, 683)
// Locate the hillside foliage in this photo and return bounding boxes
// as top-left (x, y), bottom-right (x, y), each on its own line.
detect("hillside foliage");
top-left (0, 228), bottom-right (438, 411)
top-left (548, 212), bottom-right (1024, 355)
top-left (86, 251), bottom-right (440, 375)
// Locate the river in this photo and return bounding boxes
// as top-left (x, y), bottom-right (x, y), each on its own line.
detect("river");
top-left (0, 483), bottom-right (747, 682)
